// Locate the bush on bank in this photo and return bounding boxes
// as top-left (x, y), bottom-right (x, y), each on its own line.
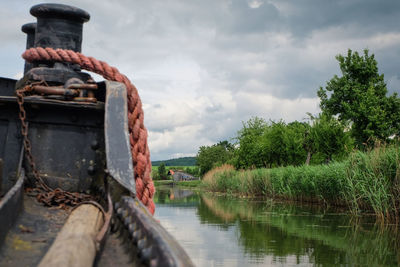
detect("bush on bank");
top-left (202, 146), bottom-right (400, 219)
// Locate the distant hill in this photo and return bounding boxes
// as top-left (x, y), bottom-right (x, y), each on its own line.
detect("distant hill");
top-left (152, 157), bottom-right (196, 166)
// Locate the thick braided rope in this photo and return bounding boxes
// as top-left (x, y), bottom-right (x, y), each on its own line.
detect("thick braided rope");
top-left (22, 47), bottom-right (155, 214)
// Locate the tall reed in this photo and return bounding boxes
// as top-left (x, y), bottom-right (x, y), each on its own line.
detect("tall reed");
top-left (202, 145), bottom-right (400, 219)
top-left (342, 146), bottom-right (400, 219)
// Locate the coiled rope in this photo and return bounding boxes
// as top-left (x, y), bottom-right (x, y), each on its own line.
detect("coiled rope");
top-left (22, 47), bottom-right (155, 214)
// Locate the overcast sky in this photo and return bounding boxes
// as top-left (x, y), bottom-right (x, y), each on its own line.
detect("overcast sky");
top-left (1, 0), bottom-right (400, 160)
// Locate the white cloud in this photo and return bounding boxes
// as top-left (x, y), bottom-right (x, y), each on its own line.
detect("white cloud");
top-left (235, 92), bottom-right (320, 122)
top-left (1, 0), bottom-right (399, 160)
top-left (247, 0), bottom-right (264, 9)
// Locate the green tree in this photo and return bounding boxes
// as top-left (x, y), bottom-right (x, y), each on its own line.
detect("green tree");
top-left (234, 118), bottom-right (311, 169)
top-left (318, 49), bottom-right (400, 147)
top-left (266, 121), bottom-right (287, 167)
top-left (185, 166), bottom-right (200, 177)
top-left (309, 113), bottom-right (354, 163)
top-left (158, 163), bottom-right (167, 180)
top-left (284, 121), bottom-right (309, 166)
top-left (196, 140), bottom-right (234, 175)
top-left (259, 120), bottom-right (309, 167)
top-left (234, 117), bottom-right (268, 169)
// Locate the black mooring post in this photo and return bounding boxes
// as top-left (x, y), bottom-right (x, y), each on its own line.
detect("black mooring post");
top-left (30, 3), bottom-right (90, 53)
top-left (18, 3), bottom-right (91, 86)
top-left (21, 22), bottom-right (36, 74)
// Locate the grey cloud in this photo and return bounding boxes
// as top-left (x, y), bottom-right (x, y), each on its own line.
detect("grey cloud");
top-left (271, 0), bottom-right (400, 38)
top-left (1, 0), bottom-right (399, 160)
top-left (205, 103), bottom-right (223, 113)
top-left (220, 0), bottom-right (281, 34)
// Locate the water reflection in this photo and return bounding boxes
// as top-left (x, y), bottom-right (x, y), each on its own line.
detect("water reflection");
top-left (154, 186), bottom-right (400, 266)
top-left (154, 186), bottom-right (197, 205)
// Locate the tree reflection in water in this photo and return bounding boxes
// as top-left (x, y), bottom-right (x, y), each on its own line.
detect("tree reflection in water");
top-left (155, 187), bottom-right (400, 266)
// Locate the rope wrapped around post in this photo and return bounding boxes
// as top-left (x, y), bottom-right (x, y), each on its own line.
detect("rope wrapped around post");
top-left (22, 47), bottom-right (156, 214)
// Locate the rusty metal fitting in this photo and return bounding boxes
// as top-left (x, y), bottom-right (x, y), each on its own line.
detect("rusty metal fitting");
top-left (67, 82), bottom-right (98, 103)
top-left (23, 82), bottom-right (98, 103)
top-left (32, 85), bottom-right (80, 97)
top-left (67, 83), bottom-right (98, 90)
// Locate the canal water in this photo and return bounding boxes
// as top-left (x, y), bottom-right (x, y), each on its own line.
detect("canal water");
top-left (154, 186), bottom-right (400, 267)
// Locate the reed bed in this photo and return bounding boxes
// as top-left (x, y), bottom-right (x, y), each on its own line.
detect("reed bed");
top-left (202, 146), bottom-right (400, 219)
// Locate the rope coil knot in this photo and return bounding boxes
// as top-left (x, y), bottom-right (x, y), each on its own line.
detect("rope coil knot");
top-left (22, 47), bottom-right (155, 214)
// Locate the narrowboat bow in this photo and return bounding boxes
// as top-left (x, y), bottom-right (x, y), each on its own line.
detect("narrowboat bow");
top-left (0, 3), bottom-right (193, 267)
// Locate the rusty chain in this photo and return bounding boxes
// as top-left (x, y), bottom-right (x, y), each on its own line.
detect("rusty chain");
top-left (16, 83), bottom-right (93, 207)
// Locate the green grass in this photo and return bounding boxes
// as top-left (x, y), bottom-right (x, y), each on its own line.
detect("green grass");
top-left (153, 179), bottom-right (202, 188)
top-left (175, 180), bottom-right (202, 187)
top-left (202, 146), bottom-right (400, 220)
top-left (153, 180), bottom-right (174, 186)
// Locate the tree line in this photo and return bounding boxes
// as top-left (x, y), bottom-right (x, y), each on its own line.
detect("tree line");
top-left (196, 49), bottom-right (400, 175)
top-left (152, 162), bottom-right (200, 180)
top-left (152, 157), bottom-right (196, 166)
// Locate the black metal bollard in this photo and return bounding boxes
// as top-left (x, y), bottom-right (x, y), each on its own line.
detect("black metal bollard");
top-left (21, 22), bottom-right (36, 74)
top-left (18, 3), bottom-right (91, 87)
top-left (30, 3), bottom-right (90, 53)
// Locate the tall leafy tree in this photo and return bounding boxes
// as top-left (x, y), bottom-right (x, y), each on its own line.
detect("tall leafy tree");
top-left (309, 113), bottom-right (354, 163)
top-left (234, 117), bottom-right (267, 169)
top-left (318, 49), bottom-right (400, 147)
top-left (158, 163), bottom-right (167, 180)
top-left (266, 121), bottom-right (288, 167)
top-left (282, 121), bottom-right (309, 166)
top-left (234, 118), bottom-right (309, 169)
top-left (196, 140), bottom-right (234, 175)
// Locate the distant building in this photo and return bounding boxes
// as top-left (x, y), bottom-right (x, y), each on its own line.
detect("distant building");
top-left (168, 170), bottom-right (199, 182)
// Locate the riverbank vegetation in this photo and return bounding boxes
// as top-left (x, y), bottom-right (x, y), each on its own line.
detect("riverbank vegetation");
top-left (196, 49), bottom-right (400, 220)
top-left (197, 49), bottom-right (400, 173)
top-left (153, 180), bottom-right (201, 188)
top-left (151, 164), bottom-right (200, 180)
top-left (202, 145), bottom-right (400, 220)
top-left (152, 157), bottom-right (196, 167)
